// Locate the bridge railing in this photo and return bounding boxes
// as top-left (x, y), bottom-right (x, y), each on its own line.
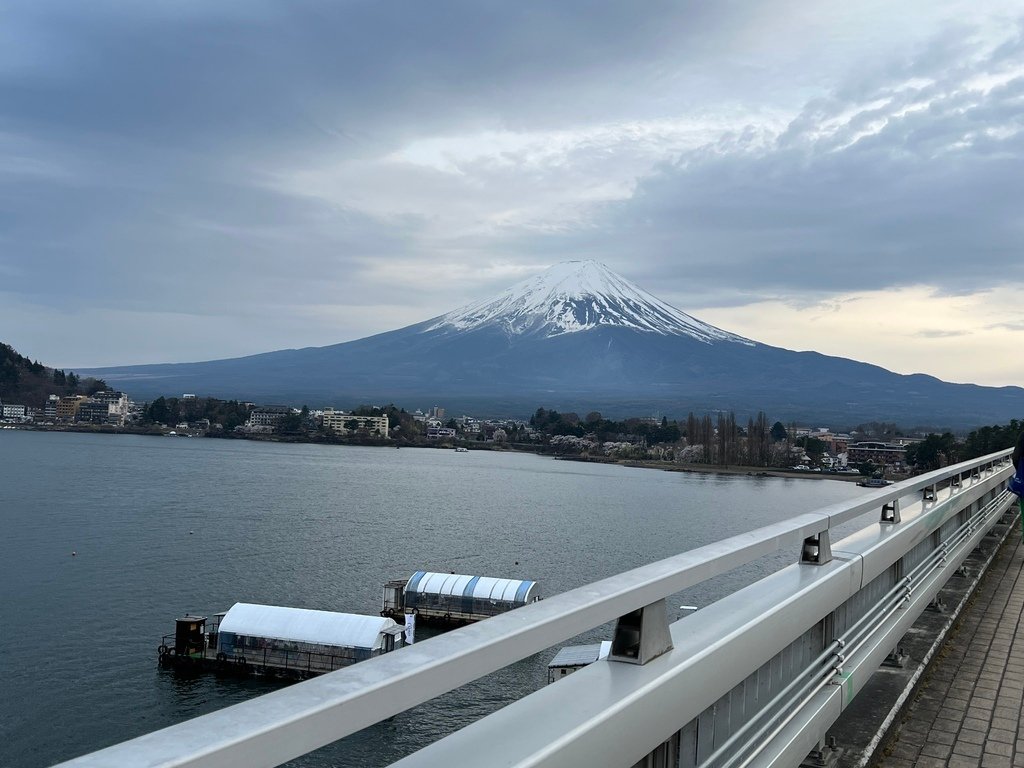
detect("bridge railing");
top-left (57, 450), bottom-right (1016, 768)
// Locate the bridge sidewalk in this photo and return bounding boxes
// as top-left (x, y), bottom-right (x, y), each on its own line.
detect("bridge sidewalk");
top-left (875, 524), bottom-right (1024, 768)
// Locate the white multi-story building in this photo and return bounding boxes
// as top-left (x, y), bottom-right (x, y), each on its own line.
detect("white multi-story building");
top-left (1, 404), bottom-right (27, 420)
top-left (322, 409), bottom-right (389, 437)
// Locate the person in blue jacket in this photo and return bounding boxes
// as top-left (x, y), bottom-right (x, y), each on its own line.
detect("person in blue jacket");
top-left (1012, 432), bottom-right (1024, 534)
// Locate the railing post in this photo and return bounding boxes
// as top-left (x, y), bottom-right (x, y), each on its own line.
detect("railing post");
top-left (609, 599), bottom-right (673, 665)
top-left (801, 530), bottom-right (832, 565)
top-left (880, 499), bottom-right (901, 524)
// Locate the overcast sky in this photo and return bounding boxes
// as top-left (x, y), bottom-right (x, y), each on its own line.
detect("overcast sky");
top-left (2, 1), bottom-right (1023, 386)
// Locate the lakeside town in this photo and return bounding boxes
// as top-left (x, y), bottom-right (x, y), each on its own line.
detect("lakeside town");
top-left (3, 385), bottom-right (1012, 482)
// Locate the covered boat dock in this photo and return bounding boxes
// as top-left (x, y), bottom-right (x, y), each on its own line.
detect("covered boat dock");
top-left (159, 603), bottom-right (405, 679)
top-left (382, 571), bottom-right (540, 625)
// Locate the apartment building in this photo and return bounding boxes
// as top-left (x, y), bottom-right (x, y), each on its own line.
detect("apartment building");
top-left (322, 409), bottom-right (389, 437)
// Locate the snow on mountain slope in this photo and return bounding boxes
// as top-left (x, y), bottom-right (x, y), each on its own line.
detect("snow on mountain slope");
top-left (425, 260), bottom-right (753, 344)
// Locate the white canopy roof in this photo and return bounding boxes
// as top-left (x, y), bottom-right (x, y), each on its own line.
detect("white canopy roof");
top-left (406, 572), bottom-right (538, 603)
top-left (218, 603), bottom-right (398, 651)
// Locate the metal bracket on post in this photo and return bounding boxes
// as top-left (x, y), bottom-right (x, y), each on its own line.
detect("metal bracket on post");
top-left (880, 499), bottom-right (901, 524)
top-left (927, 595), bottom-right (946, 614)
top-left (950, 474), bottom-right (962, 491)
top-left (800, 737), bottom-right (843, 768)
top-left (801, 530), bottom-right (832, 565)
top-left (922, 485), bottom-right (937, 503)
top-left (883, 646), bottom-right (909, 668)
top-left (608, 599), bottom-right (674, 665)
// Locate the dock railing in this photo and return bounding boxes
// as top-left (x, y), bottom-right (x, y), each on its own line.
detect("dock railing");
top-left (157, 633), bottom-right (364, 676)
top-left (57, 450), bottom-right (1017, 768)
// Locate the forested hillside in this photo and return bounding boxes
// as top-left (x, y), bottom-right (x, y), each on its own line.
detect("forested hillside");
top-left (0, 343), bottom-right (107, 407)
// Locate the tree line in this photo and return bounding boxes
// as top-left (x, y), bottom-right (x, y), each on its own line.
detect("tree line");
top-left (906, 420), bottom-right (1023, 471)
top-left (143, 396), bottom-right (252, 430)
top-left (0, 342), bottom-right (106, 407)
top-left (529, 405), bottom-right (1024, 471)
top-left (530, 407), bottom-right (798, 466)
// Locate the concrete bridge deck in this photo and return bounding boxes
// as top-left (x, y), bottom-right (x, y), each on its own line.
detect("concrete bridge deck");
top-left (875, 522), bottom-right (1024, 768)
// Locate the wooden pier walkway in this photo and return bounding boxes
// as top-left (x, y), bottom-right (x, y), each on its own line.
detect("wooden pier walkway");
top-left (873, 523), bottom-right (1024, 768)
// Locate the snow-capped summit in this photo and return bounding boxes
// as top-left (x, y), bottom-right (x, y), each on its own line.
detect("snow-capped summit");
top-left (426, 260), bottom-right (752, 344)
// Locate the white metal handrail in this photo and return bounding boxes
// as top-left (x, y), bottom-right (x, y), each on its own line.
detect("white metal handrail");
top-left (55, 449), bottom-right (1014, 768)
top-left (392, 462), bottom-right (1015, 768)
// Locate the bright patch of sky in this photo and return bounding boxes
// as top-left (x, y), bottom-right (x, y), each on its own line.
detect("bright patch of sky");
top-left (696, 286), bottom-right (1024, 387)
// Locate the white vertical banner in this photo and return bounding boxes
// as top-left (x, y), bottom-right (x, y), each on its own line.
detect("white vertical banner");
top-left (404, 612), bottom-right (416, 645)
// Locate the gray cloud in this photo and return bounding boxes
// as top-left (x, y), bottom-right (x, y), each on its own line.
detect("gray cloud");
top-left (2, 1), bottom-right (1023, 367)
top-left (986, 321), bottom-right (1024, 332)
top-left (914, 330), bottom-right (971, 339)
top-left (561, 30), bottom-right (1024, 307)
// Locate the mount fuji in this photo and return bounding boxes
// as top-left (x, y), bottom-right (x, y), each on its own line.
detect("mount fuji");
top-left (86, 261), bottom-right (1024, 427)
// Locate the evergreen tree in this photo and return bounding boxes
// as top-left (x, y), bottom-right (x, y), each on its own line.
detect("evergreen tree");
top-left (147, 396), bottom-right (169, 424)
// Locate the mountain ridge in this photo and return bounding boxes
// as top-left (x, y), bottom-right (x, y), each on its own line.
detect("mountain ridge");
top-left (80, 261), bottom-right (1024, 428)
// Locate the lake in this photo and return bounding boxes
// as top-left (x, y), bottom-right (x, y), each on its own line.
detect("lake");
top-left (0, 430), bottom-right (865, 767)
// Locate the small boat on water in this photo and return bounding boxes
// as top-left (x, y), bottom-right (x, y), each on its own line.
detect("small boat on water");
top-left (454, 446), bottom-right (469, 452)
top-left (857, 477), bottom-right (892, 488)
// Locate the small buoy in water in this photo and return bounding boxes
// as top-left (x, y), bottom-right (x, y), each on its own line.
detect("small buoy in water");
top-left (71, 551), bottom-right (76, 556)
top-left (189, 530), bottom-right (194, 535)
top-left (514, 561), bottom-right (519, 565)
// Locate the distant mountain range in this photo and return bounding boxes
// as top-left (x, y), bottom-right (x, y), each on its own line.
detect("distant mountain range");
top-left (82, 261), bottom-right (1024, 428)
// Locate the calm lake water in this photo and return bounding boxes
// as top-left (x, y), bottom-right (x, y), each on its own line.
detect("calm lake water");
top-left (0, 430), bottom-right (865, 767)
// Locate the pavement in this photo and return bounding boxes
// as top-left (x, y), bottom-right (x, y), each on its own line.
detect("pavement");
top-left (872, 523), bottom-right (1024, 768)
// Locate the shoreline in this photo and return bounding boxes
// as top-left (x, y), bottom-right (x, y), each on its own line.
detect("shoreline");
top-left (556, 454), bottom-right (868, 482)
top-left (6, 425), bottom-right (872, 483)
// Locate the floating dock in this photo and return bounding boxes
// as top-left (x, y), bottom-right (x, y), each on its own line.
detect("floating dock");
top-left (158, 602), bottom-right (405, 679)
top-left (382, 571), bottom-right (541, 626)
